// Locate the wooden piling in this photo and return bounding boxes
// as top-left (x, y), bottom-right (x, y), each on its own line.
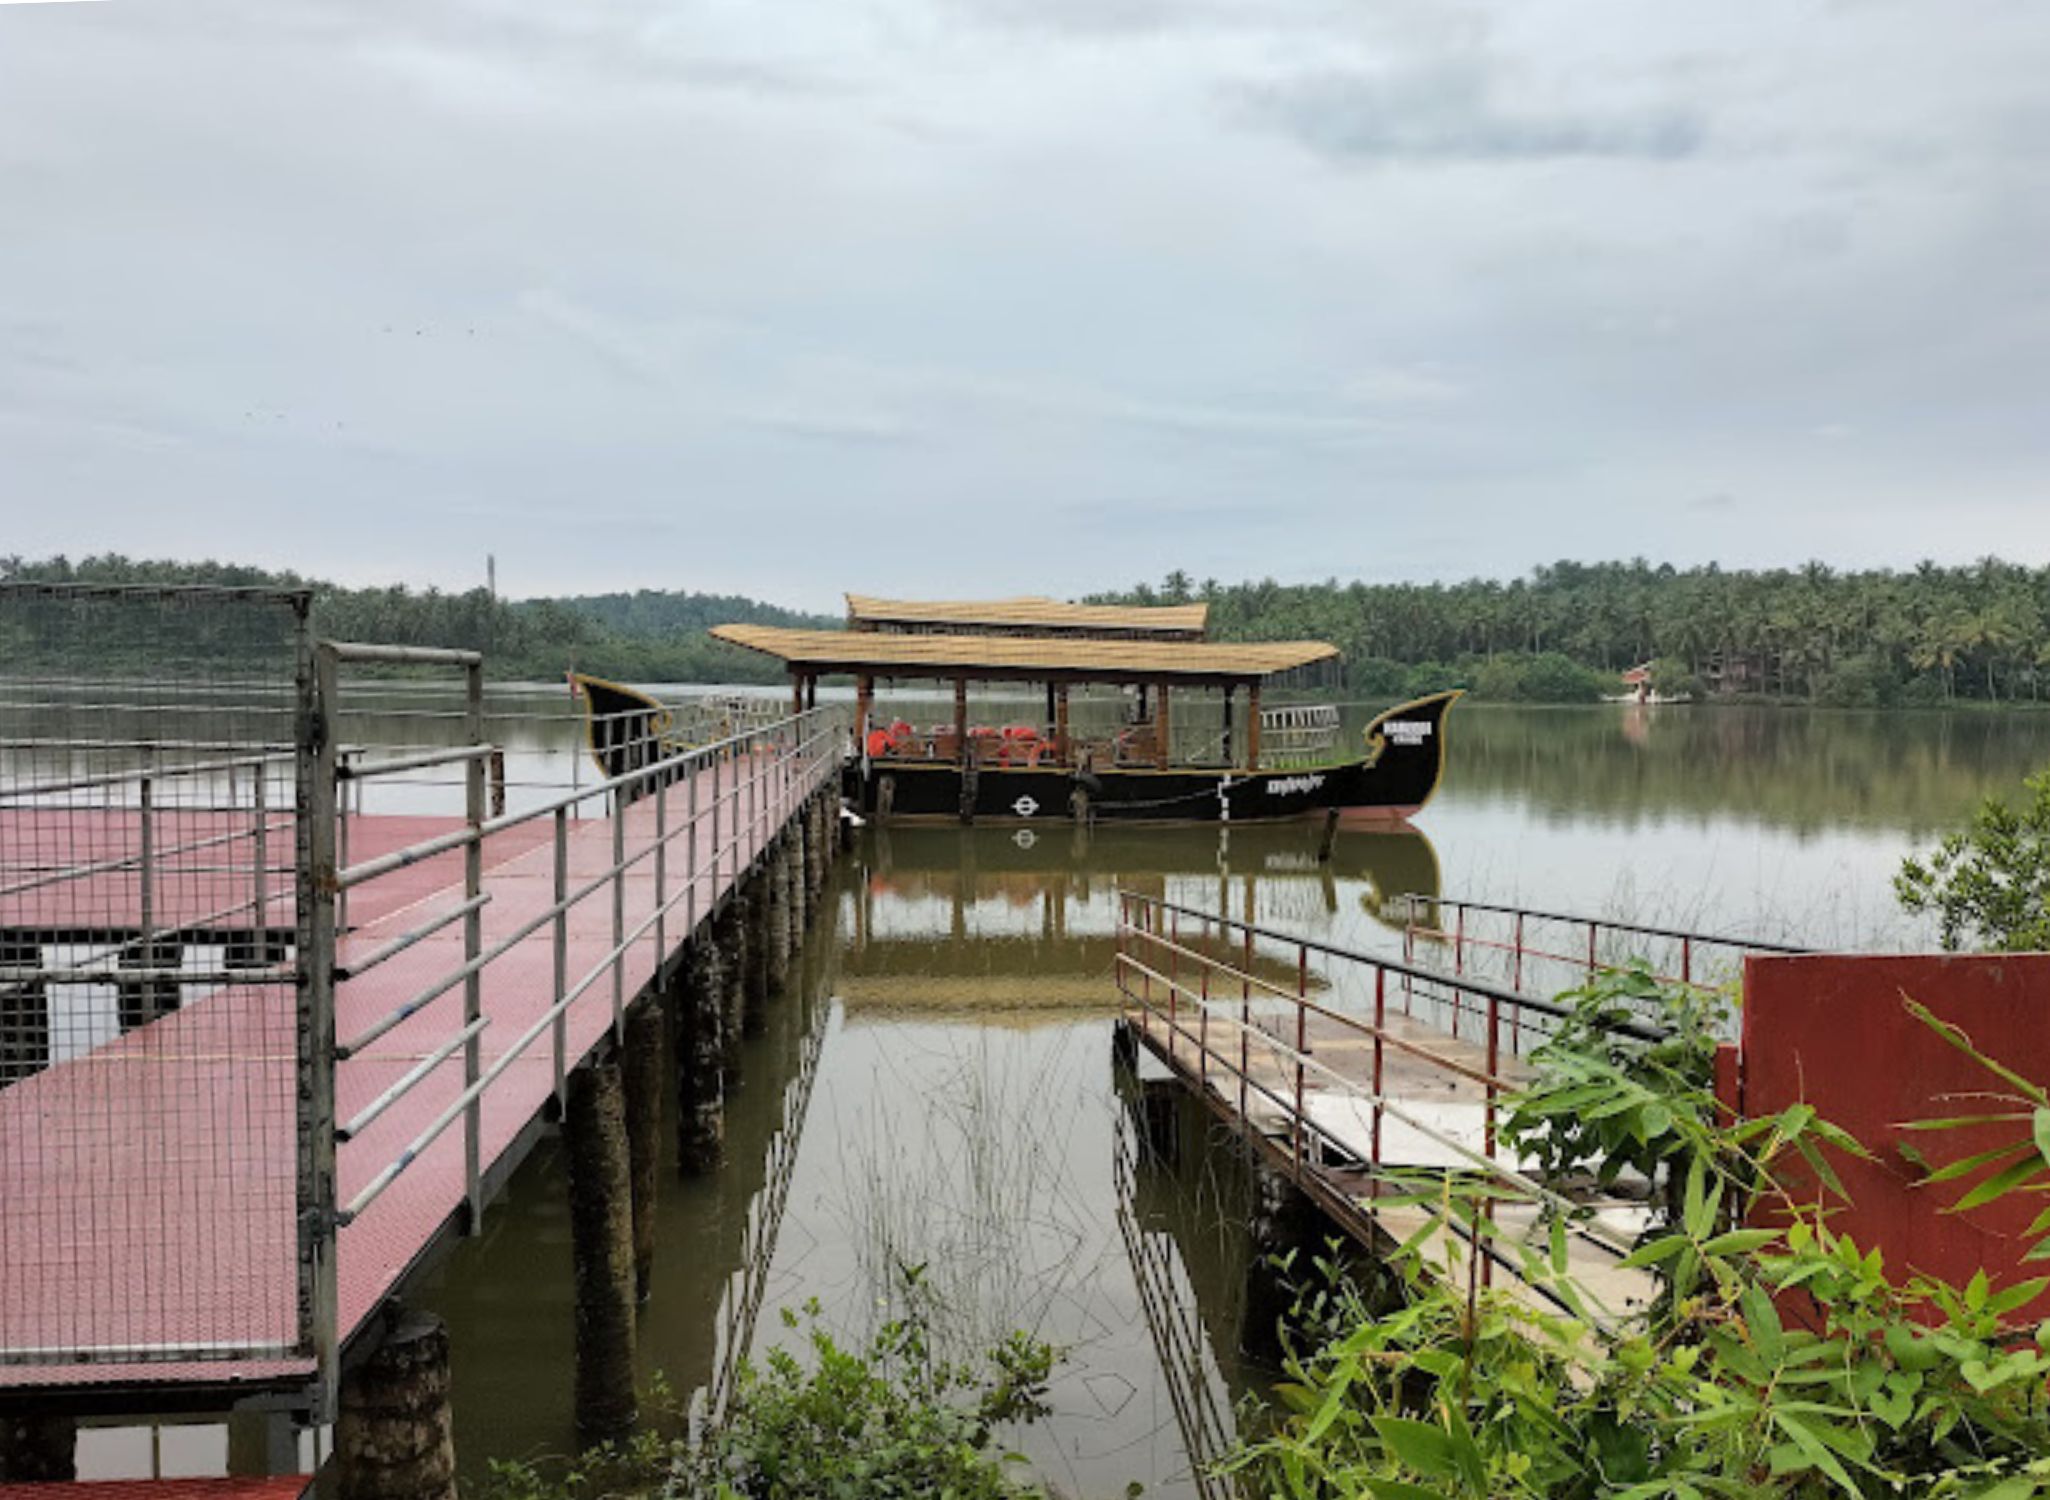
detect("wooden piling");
top-left (1240, 1159), bottom-right (1329, 1363)
top-left (565, 1063), bottom-right (638, 1443)
top-left (766, 836), bottom-right (793, 992)
top-left (676, 943), bottom-right (725, 1175)
top-left (787, 819), bottom-right (809, 942)
top-left (743, 874), bottom-right (771, 1037)
top-left (714, 899), bottom-right (747, 1085)
top-left (0, 1413), bottom-right (77, 1483)
top-left (620, 1002), bottom-right (664, 1302)
top-left (335, 1311), bottom-right (457, 1500)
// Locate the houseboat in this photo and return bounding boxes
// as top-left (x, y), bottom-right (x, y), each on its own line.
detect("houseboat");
top-left (573, 594), bottom-right (1459, 825)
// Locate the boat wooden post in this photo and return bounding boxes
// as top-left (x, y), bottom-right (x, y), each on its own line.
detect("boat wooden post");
top-left (1055, 683), bottom-right (1070, 764)
top-left (1156, 681), bottom-right (1171, 770)
top-left (790, 678), bottom-right (803, 717)
top-left (855, 675), bottom-right (873, 746)
top-left (1246, 682), bottom-right (1262, 769)
top-left (953, 677), bottom-right (968, 762)
top-left (1221, 685), bottom-right (1234, 764)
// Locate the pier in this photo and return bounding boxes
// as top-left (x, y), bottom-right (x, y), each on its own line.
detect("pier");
top-left (0, 584), bottom-right (847, 1481)
top-left (1109, 890), bottom-right (1800, 1324)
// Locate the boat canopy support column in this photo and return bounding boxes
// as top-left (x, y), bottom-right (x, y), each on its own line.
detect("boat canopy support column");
top-left (1246, 681), bottom-right (1261, 770)
top-left (1221, 685), bottom-right (1234, 765)
top-left (1156, 681), bottom-right (1171, 770)
top-left (1055, 684), bottom-right (1070, 764)
top-left (855, 676), bottom-right (873, 747)
top-left (954, 677), bottom-right (969, 764)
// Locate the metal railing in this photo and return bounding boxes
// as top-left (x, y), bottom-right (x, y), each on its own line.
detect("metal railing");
top-left (0, 583), bottom-right (312, 1375)
top-left (1398, 892), bottom-right (1807, 1004)
top-left (308, 640), bottom-right (843, 1403)
top-left (1114, 890), bottom-right (1658, 1308)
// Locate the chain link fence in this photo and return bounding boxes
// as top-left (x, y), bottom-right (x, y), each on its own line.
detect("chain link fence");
top-left (0, 583), bottom-right (315, 1375)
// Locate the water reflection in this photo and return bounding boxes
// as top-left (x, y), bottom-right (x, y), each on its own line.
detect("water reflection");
top-left (1430, 703), bottom-right (2050, 836)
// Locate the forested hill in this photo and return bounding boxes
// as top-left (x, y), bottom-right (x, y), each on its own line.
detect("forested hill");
top-left (0, 555), bottom-right (832, 683)
top-left (1089, 560), bottom-right (2050, 706)
top-left (12, 553), bottom-right (2050, 705)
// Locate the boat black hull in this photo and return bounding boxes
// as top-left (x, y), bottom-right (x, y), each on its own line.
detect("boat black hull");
top-left (849, 691), bottom-right (1460, 825)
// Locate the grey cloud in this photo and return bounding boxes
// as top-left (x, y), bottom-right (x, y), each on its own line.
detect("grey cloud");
top-left (1232, 61), bottom-right (1707, 164)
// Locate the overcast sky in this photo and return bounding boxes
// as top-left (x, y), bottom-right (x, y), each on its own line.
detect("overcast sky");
top-left (2, 0), bottom-right (2045, 609)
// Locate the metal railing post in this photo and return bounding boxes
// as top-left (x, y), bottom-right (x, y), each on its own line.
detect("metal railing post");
top-left (687, 753), bottom-right (700, 934)
top-left (1483, 990), bottom-right (1500, 1287)
top-left (553, 807), bottom-right (568, 1110)
top-left (137, 771), bottom-right (154, 973)
top-left (612, 790), bottom-right (626, 1037)
top-left (1587, 920), bottom-right (1599, 977)
top-left (302, 634), bottom-right (340, 1418)
top-left (1681, 935), bottom-right (1693, 987)
top-left (654, 775), bottom-right (668, 970)
top-left (336, 750), bottom-right (351, 934)
top-left (252, 767), bottom-right (269, 952)
top-left (1239, 919), bottom-right (1251, 1123)
top-left (1167, 908), bottom-right (1179, 1067)
top-left (711, 752), bottom-right (723, 900)
top-left (462, 660), bottom-right (485, 1229)
top-left (1512, 911), bottom-right (1525, 993)
top-left (1371, 967), bottom-right (1386, 1183)
top-left (1294, 942), bottom-right (1308, 1169)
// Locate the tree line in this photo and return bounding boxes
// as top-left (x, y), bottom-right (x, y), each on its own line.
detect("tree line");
top-left (13, 552), bottom-right (2050, 705)
top-left (1091, 557), bottom-right (2050, 706)
top-left (0, 554), bottom-right (831, 683)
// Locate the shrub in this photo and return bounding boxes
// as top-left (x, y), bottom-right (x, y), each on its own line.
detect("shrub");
top-left (1897, 767), bottom-right (2050, 950)
top-left (481, 1295), bottom-right (1057, 1500)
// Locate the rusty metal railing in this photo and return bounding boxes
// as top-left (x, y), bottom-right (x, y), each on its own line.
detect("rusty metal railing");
top-left (1398, 892), bottom-right (1807, 1013)
top-left (1113, 890), bottom-right (1658, 1303)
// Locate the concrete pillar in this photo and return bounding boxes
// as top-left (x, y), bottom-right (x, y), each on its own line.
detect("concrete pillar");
top-left (1240, 1158), bottom-right (1330, 1364)
top-left (743, 874), bottom-right (771, 1038)
top-left (0, 933), bottom-right (48, 1086)
top-left (1111, 1018), bottom-right (1138, 1075)
top-left (765, 837), bottom-right (792, 994)
top-left (336, 1311), bottom-right (457, 1500)
top-left (0, 1413), bottom-right (77, 1483)
top-left (787, 819), bottom-right (809, 942)
top-left (226, 1411), bottom-right (300, 1477)
top-left (676, 944), bottom-right (725, 1175)
top-left (620, 1002), bottom-right (664, 1302)
top-left (565, 1063), bottom-right (638, 1443)
top-left (714, 899), bottom-right (747, 1086)
top-left (1137, 1077), bottom-right (1181, 1167)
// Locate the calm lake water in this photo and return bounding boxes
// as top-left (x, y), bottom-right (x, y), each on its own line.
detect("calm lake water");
top-left (54, 693), bottom-right (2050, 1492)
top-left (401, 698), bottom-right (2050, 1499)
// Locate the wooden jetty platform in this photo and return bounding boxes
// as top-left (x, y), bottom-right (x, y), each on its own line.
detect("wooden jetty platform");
top-left (1112, 891), bottom-right (1669, 1324)
top-left (0, 622), bottom-right (847, 1447)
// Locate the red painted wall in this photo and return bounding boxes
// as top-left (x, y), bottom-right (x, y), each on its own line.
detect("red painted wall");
top-left (1740, 952), bottom-right (2050, 1316)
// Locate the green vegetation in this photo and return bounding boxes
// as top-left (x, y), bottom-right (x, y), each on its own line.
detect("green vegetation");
top-left (1096, 559), bottom-right (2050, 705)
top-left (482, 1296), bottom-right (1056, 1500)
top-left (1227, 970), bottom-right (2050, 1498)
top-left (1897, 768), bottom-right (2050, 952)
top-left (0, 554), bottom-right (832, 683)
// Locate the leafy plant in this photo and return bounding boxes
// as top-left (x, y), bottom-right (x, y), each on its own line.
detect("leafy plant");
top-left (1500, 965), bottom-right (1731, 1229)
top-left (1227, 979), bottom-right (2050, 1499)
top-left (477, 1291), bottom-right (1058, 1500)
top-left (1896, 768), bottom-right (2050, 951)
